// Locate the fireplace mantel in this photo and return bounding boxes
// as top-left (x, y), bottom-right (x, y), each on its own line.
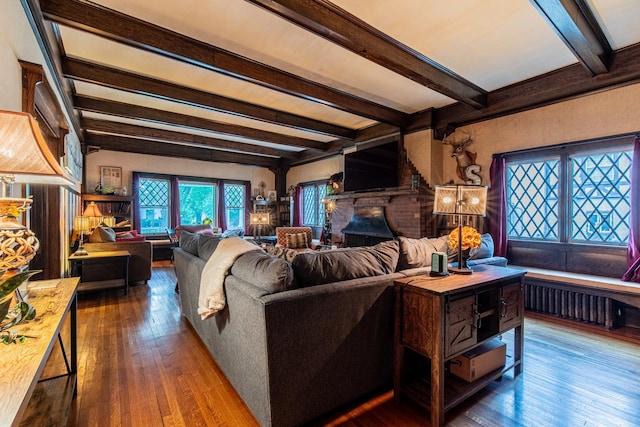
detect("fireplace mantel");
top-left (326, 187), bottom-right (431, 201)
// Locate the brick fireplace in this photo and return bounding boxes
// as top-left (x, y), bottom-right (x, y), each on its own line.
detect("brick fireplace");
top-left (328, 188), bottom-right (436, 247)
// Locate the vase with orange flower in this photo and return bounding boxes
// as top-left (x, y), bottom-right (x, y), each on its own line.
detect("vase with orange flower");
top-left (448, 225), bottom-right (482, 274)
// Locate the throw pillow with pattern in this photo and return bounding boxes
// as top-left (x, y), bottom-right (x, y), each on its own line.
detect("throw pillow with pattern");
top-left (286, 232), bottom-right (308, 249)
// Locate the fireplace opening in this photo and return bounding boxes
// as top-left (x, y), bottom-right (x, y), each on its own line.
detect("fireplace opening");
top-left (342, 206), bottom-right (395, 247)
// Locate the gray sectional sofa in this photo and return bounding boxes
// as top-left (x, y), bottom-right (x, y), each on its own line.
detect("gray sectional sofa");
top-left (174, 232), bottom-right (506, 427)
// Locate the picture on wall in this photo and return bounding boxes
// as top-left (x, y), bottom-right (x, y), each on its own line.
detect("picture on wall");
top-left (101, 166), bottom-right (122, 190)
top-left (267, 191), bottom-right (277, 202)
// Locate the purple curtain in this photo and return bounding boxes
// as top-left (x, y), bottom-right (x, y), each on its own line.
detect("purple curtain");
top-left (170, 176), bottom-right (181, 228)
top-left (244, 181), bottom-right (252, 235)
top-left (293, 185), bottom-right (303, 226)
top-left (488, 156), bottom-right (508, 257)
top-left (132, 172), bottom-right (141, 233)
top-left (217, 180), bottom-right (227, 231)
top-left (622, 137), bottom-right (640, 282)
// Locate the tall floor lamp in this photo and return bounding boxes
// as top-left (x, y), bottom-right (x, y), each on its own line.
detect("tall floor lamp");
top-left (433, 185), bottom-right (487, 274)
top-left (0, 110), bottom-right (73, 272)
top-left (250, 212), bottom-right (270, 244)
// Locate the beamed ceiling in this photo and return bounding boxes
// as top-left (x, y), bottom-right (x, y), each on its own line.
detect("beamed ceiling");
top-left (24, 0), bottom-right (640, 170)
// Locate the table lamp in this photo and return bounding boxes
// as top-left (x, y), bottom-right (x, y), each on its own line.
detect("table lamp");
top-left (250, 212), bottom-right (270, 244)
top-left (0, 110), bottom-right (73, 271)
top-left (433, 185), bottom-right (487, 274)
top-left (73, 202), bottom-right (104, 256)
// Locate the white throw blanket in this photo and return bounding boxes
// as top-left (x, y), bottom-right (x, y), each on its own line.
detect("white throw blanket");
top-left (198, 237), bottom-right (261, 319)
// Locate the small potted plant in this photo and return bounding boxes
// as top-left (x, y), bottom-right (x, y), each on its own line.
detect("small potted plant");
top-left (0, 270), bottom-right (40, 344)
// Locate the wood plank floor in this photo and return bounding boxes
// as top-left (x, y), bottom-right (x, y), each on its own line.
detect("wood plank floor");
top-left (68, 261), bottom-right (640, 426)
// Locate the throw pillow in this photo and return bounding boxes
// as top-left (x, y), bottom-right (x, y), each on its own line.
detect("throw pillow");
top-left (469, 233), bottom-right (495, 260)
top-left (179, 231), bottom-right (200, 256)
top-left (221, 228), bottom-right (244, 238)
top-left (285, 232), bottom-right (308, 249)
top-left (198, 234), bottom-right (222, 261)
top-left (291, 240), bottom-right (399, 287)
top-left (89, 225), bottom-right (116, 243)
top-left (397, 235), bottom-right (448, 270)
top-left (115, 231), bottom-right (134, 239)
top-left (265, 245), bottom-right (299, 262)
top-left (230, 250), bottom-right (295, 293)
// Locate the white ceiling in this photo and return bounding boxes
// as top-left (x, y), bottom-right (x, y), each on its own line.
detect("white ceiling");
top-left (35, 0), bottom-right (640, 164)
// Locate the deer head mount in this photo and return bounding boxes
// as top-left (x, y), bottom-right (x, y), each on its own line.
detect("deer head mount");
top-left (442, 133), bottom-right (482, 185)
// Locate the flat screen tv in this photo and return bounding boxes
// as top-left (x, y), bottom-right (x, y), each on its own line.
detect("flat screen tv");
top-left (343, 141), bottom-right (399, 192)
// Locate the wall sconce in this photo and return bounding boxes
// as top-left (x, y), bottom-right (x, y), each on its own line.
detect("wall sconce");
top-left (0, 110), bottom-right (73, 271)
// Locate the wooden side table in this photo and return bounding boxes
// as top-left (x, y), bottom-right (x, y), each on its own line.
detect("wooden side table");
top-left (1, 277), bottom-right (79, 426)
top-left (393, 265), bottom-right (526, 427)
top-left (69, 250), bottom-right (131, 295)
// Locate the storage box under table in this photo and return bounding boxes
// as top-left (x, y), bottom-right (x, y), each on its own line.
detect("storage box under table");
top-left (449, 339), bottom-right (506, 382)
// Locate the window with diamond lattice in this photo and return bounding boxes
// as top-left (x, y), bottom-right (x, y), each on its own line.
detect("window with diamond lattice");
top-left (506, 141), bottom-right (632, 246)
top-left (139, 178), bottom-right (170, 234)
top-left (302, 183), bottom-right (327, 227)
top-left (224, 184), bottom-right (245, 229)
top-left (507, 159), bottom-right (559, 240)
top-left (570, 151), bottom-right (631, 243)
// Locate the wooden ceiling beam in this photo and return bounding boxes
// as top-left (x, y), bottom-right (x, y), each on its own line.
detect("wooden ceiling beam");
top-left (62, 57), bottom-right (353, 140)
top-left (291, 122), bottom-right (400, 166)
top-left (433, 42), bottom-right (640, 137)
top-left (40, 0), bottom-right (407, 126)
top-left (246, 0), bottom-right (487, 109)
top-left (85, 133), bottom-right (280, 168)
top-left (73, 95), bottom-right (324, 152)
top-left (531, 0), bottom-right (612, 75)
top-left (81, 118), bottom-right (298, 159)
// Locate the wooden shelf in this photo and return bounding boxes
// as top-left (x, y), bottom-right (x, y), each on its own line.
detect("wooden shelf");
top-left (400, 359), bottom-right (520, 413)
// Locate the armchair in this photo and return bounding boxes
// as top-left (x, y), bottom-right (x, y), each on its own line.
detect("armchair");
top-left (275, 227), bottom-right (321, 251)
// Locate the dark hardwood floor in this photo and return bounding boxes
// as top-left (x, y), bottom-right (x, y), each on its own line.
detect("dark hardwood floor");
top-left (68, 261), bottom-right (640, 426)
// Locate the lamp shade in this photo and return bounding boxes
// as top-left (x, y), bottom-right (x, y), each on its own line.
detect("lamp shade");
top-left (250, 212), bottom-right (270, 225)
top-left (0, 110), bottom-right (73, 186)
top-left (433, 185), bottom-right (487, 216)
top-left (82, 201), bottom-right (103, 217)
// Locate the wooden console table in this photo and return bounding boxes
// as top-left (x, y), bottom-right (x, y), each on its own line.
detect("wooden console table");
top-left (69, 250), bottom-right (130, 295)
top-left (393, 265), bottom-right (525, 427)
top-left (1, 277), bottom-right (79, 426)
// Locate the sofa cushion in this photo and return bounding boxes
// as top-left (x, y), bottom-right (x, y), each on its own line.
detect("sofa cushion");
top-left (179, 231), bottom-right (200, 256)
top-left (291, 240), bottom-right (399, 287)
top-left (285, 232), bottom-right (308, 249)
top-left (230, 250), bottom-right (295, 293)
top-left (469, 233), bottom-right (494, 260)
top-left (89, 225), bottom-right (116, 243)
top-left (198, 234), bottom-right (223, 261)
top-left (397, 235), bottom-right (448, 270)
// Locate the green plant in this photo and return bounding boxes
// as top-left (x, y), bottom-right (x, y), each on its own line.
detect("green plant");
top-left (0, 270), bottom-right (40, 344)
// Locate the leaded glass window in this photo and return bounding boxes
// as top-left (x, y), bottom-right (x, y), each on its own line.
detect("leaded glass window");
top-left (507, 159), bottom-right (559, 240)
top-left (506, 141), bottom-right (632, 246)
top-left (139, 177), bottom-right (170, 234)
top-left (302, 182), bottom-right (327, 227)
top-left (224, 184), bottom-right (245, 229)
top-left (570, 150), bottom-right (631, 243)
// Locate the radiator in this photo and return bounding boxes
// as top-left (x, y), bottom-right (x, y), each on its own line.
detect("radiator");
top-left (525, 283), bottom-right (615, 328)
